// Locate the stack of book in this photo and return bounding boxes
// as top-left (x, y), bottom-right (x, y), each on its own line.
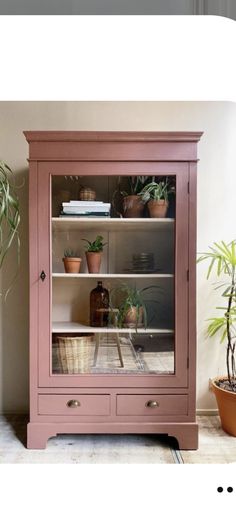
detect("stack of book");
top-left (60, 200), bottom-right (111, 217)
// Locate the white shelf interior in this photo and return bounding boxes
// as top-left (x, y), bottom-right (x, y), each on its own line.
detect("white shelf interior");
top-left (52, 276), bottom-right (174, 330)
top-left (52, 273), bottom-right (174, 278)
top-left (52, 217), bottom-right (175, 232)
top-left (51, 176), bottom-right (175, 338)
top-left (52, 321), bottom-right (174, 334)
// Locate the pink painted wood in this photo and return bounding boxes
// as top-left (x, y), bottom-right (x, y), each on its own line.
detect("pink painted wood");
top-left (38, 394), bottom-right (110, 416)
top-left (116, 394), bottom-right (188, 416)
top-left (25, 130), bottom-right (203, 450)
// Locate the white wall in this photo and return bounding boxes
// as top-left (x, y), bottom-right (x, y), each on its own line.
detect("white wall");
top-left (0, 101), bottom-right (235, 413)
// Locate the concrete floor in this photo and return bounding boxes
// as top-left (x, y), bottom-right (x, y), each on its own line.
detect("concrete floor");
top-left (0, 415), bottom-right (236, 463)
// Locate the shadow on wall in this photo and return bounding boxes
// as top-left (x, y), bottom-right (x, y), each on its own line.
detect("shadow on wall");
top-left (1, 167), bottom-right (29, 414)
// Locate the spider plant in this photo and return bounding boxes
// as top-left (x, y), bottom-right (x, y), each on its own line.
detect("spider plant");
top-left (138, 178), bottom-right (169, 203)
top-left (109, 282), bottom-right (160, 330)
top-left (0, 161), bottom-right (20, 296)
top-left (197, 240), bottom-right (236, 391)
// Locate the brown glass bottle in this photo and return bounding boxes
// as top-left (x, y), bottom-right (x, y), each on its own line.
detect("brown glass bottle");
top-left (90, 281), bottom-right (109, 327)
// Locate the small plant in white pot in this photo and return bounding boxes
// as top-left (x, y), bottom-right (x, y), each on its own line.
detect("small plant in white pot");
top-left (138, 179), bottom-right (169, 218)
top-left (197, 240), bottom-right (236, 436)
top-left (63, 249), bottom-right (82, 273)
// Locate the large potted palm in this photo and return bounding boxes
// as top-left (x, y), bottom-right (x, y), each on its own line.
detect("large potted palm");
top-left (0, 161), bottom-right (20, 296)
top-left (198, 240), bottom-right (236, 436)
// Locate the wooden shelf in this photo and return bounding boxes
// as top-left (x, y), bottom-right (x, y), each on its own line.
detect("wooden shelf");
top-left (52, 273), bottom-right (174, 279)
top-left (52, 321), bottom-right (174, 334)
top-left (52, 217), bottom-right (175, 232)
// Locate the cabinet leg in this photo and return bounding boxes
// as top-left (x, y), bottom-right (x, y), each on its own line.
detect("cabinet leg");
top-left (27, 423), bottom-right (57, 449)
top-left (171, 423), bottom-right (198, 450)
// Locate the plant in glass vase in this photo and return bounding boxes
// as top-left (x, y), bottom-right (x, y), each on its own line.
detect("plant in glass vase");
top-left (197, 240), bottom-right (236, 436)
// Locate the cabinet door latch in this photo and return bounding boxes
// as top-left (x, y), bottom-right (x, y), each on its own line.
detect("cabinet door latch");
top-left (40, 270), bottom-right (46, 281)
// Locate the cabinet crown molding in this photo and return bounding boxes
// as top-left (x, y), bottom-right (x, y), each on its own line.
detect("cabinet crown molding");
top-left (24, 131), bottom-right (203, 143)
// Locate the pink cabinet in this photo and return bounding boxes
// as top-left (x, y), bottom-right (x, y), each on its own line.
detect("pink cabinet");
top-left (25, 131), bottom-right (202, 449)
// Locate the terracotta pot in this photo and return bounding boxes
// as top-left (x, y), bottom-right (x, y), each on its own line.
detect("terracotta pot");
top-left (124, 306), bottom-right (144, 327)
top-left (212, 377), bottom-right (236, 436)
top-left (63, 257), bottom-right (82, 273)
top-left (123, 195), bottom-right (144, 218)
top-left (86, 251), bottom-right (102, 273)
top-left (148, 199), bottom-right (168, 218)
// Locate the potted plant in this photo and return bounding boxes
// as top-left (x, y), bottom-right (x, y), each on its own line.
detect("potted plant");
top-left (197, 240), bottom-right (236, 436)
top-left (113, 176), bottom-right (149, 218)
top-left (110, 283), bottom-right (159, 329)
top-left (138, 179), bottom-right (169, 218)
top-left (82, 235), bottom-right (107, 273)
top-left (0, 161), bottom-right (20, 297)
top-left (63, 249), bottom-right (82, 273)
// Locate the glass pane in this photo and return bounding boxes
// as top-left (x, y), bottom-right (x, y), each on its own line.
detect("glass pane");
top-left (51, 174), bottom-right (176, 375)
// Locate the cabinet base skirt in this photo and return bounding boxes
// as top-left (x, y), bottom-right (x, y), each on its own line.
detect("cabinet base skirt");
top-left (27, 421), bottom-right (198, 450)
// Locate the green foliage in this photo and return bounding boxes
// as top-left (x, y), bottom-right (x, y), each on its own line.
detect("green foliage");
top-left (127, 176), bottom-right (149, 195)
top-left (115, 176), bottom-right (149, 198)
top-left (0, 161), bottom-right (20, 298)
top-left (138, 179), bottom-right (169, 203)
top-left (0, 161), bottom-right (20, 269)
top-left (64, 248), bottom-right (79, 258)
top-left (82, 235), bottom-right (107, 253)
top-left (110, 282), bottom-right (159, 329)
top-left (197, 240), bottom-right (236, 388)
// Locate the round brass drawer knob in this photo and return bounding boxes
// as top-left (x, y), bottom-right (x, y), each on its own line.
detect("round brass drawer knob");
top-left (67, 399), bottom-right (81, 408)
top-left (145, 400), bottom-right (159, 408)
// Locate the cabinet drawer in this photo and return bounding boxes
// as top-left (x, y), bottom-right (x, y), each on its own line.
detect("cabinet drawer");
top-left (117, 394), bottom-right (188, 416)
top-left (38, 394), bottom-right (110, 416)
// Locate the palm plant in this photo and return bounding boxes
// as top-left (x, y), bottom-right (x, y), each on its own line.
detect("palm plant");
top-left (197, 240), bottom-right (236, 391)
top-left (0, 161), bottom-right (20, 292)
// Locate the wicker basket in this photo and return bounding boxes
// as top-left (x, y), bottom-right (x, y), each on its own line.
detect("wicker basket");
top-left (55, 335), bottom-right (94, 374)
top-left (79, 187), bottom-right (96, 201)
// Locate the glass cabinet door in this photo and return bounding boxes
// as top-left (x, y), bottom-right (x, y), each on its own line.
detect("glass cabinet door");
top-left (38, 166), bottom-right (189, 387)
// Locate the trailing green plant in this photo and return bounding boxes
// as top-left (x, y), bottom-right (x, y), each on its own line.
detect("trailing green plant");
top-left (0, 161), bottom-right (20, 297)
top-left (64, 248), bottom-right (79, 258)
top-left (138, 178), bottom-right (169, 203)
top-left (82, 235), bottom-right (107, 253)
top-left (110, 282), bottom-right (159, 330)
top-left (197, 240), bottom-right (236, 392)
